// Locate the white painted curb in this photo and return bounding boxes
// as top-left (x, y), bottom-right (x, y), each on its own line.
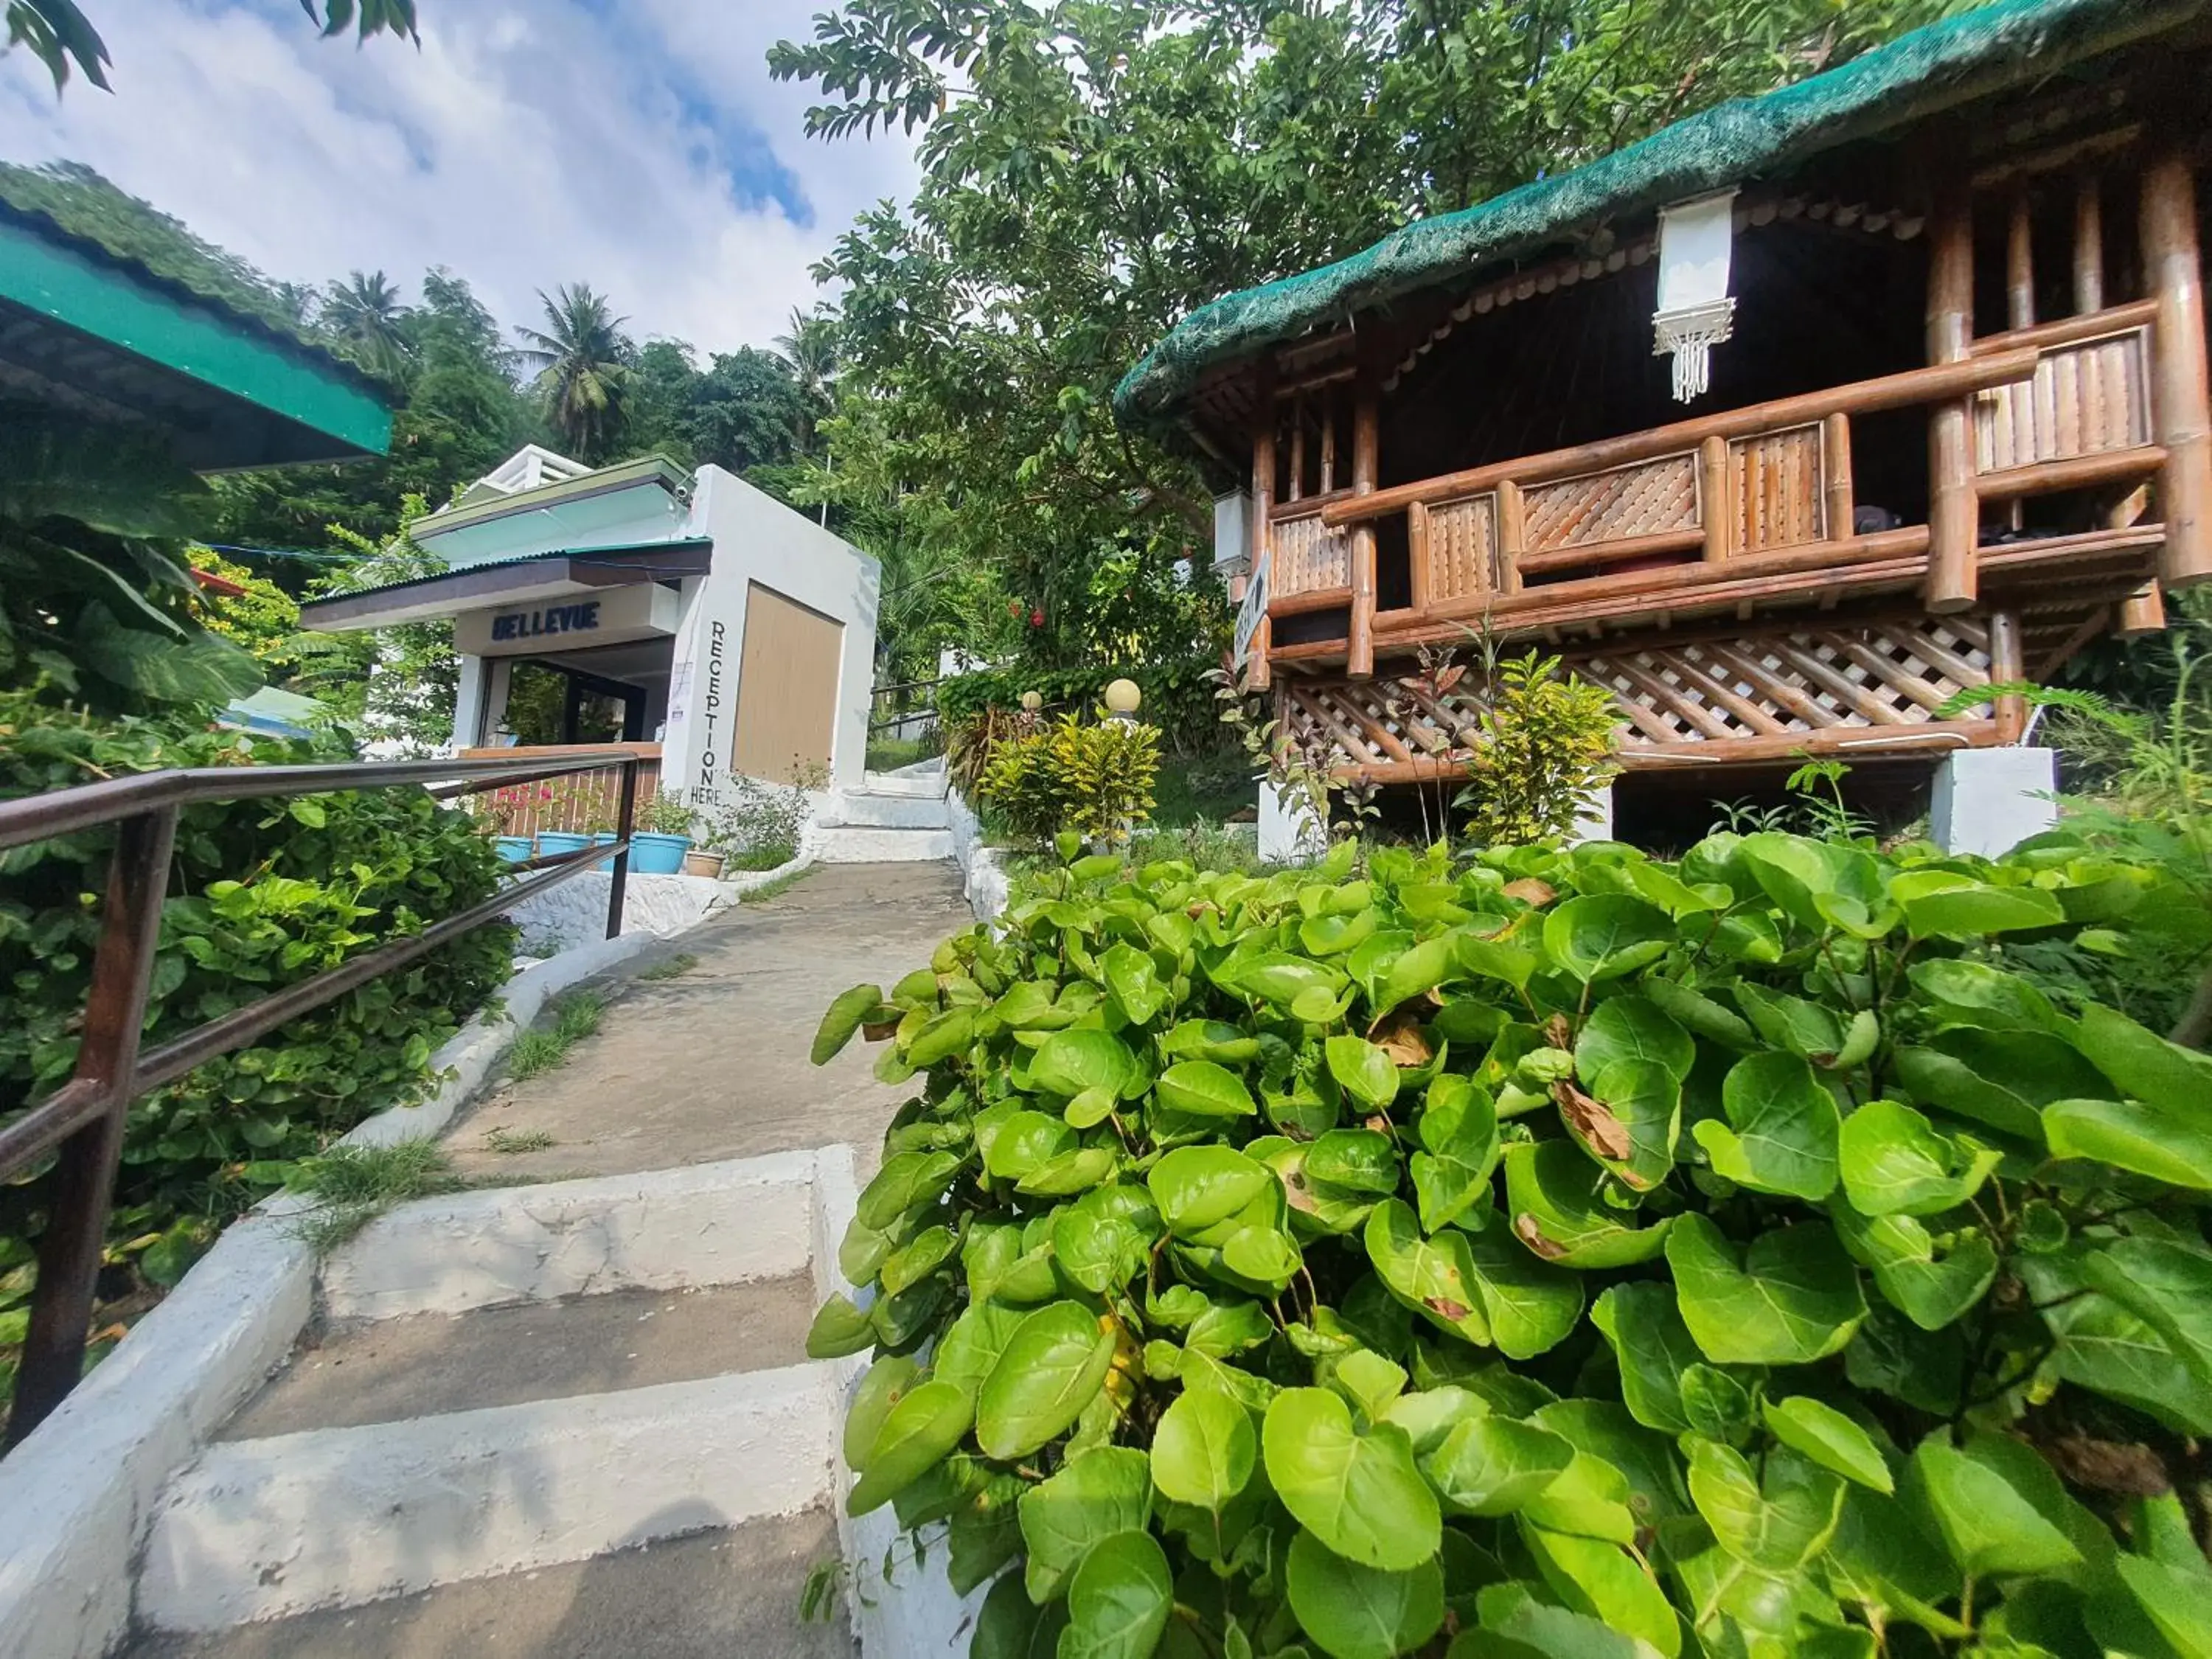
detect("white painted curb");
top-left (140, 1363), bottom-right (837, 1631)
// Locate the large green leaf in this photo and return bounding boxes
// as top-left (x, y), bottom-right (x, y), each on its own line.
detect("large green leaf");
top-left (1151, 1383), bottom-right (1255, 1510)
top-left (2075, 1001), bottom-right (2212, 1108)
top-left (1666, 1212), bottom-right (1865, 1365)
top-left (844, 1355), bottom-right (919, 1471)
top-left (805, 1293), bottom-right (877, 1359)
top-left (1284, 1526), bottom-right (1445, 1659)
top-left (812, 983), bottom-right (883, 1064)
top-left (1574, 995), bottom-right (1694, 1083)
top-left (1411, 1076), bottom-right (1499, 1233)
top-left (1032, 1028), bottom-right (1139, 1099)
top-left (2044, 1096), bottom-right (2212, 1192)
top-left (1836, 1099), bottom-right (2000, 1217)
top-left (1018, 1444), bottom-right (1152, 1602)
top-left (1157, 1059), bottom-right (1257, 1119)
top-left (1761, 1396), bottom-right (1891, 1492)
top-left (1059, 1529), bottom-right (1172, 1659)
top-left (1262, 1386), bottom-right (1441, 1569)
top-left (1520, 1524), bottom-right (1683, 1658)
top-left (1590, 1282), bottom-right (1701, 1433)
top-left (1896, 874), bottom-right (2066, 938)
top-left (1422, 1413), bottom-right (1573, 1516)
top-left (858, 1151), bottom-right (962, 1229)
top-left (975, 1301), bottom-right (1116, 1459)
top-left (1307, 1129), bottom-right (1402, 1194)
top-left (1503, 1139), bottom-right (1672, 1268)
top-left (1364, 1198), bottom-right (1491, 1346)
top-left (1149, 1145), bottom-right (1272, 1235)
top-left (1562, 1057), bottom-right (1679, 1192)
top-left (1692, 1051), bottom-right (1840, 1200)
top-left (845, 1379), bottom-right (973, 1514)
top-left (1326, 1035), bottom-right (1400, 1110)
top-left (1909, 1432), bottom-right (2087, 1579)
top-left (981, 1109), bottom-right (1076, 1181)
top-left (1101, 940), bottom-right (1167, 1026)
top-left (1830, 1204), bottom-right (1995, 1331)
top-left (1543, 895), bottom-right (1672, 983)
top-left (2019, 1251), bottom-right (2212, 1435)
top-left (1686, 1439), bottom-right (1846, 1571)
top-left (1052, 1183), bottom-right (1160, 1295)
top-left (933, 1298), bottom-right (1030, 1399)
top-left (1466, 1228), bottom-right (1585, 1359)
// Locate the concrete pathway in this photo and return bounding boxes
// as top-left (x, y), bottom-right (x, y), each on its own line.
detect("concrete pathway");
top-left (448, 861), bottom-right (970, 1183)
top-left (121, 862), bottom-right (968, 1659)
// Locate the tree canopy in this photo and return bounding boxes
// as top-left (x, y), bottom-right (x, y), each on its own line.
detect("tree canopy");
top-left (3, 0), bottom-right (418, 92)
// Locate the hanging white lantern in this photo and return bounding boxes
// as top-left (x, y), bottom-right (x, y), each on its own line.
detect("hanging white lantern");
top-left (1652, 189), bottom-right (1739, 403)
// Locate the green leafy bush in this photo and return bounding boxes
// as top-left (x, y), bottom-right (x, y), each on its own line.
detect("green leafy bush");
top-left (1, 692), bottom-right (512, 1333)
top-left (1453, 651), bottom-right (1620, 848)
top-left (978, 714), bottom-right (1161, 846)
top-left (940, 663), bottom-right (1216, 753)
top-left (809, 830), bottom-right (2212, 1658)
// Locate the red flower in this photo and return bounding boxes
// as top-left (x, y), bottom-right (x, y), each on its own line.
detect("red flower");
top-left (1029, 608), bottom-right (1045, 628)
top-left (1007, 599), bottom-right (1022, 617)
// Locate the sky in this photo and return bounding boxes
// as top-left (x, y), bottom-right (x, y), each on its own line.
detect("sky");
top-left (0, 0), bottom-right (921, 355)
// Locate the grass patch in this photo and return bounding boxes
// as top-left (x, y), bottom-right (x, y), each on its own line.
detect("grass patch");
top-left (483, 1126), bottom-right (557, 1155)
top-left (741, 866), bottom-right (812, 905)
top-left (638, 952), bottom-right (698, 981)
top-left (726, 842), bottom-right (797, 873)
top-left (866, 734), bottom-right (938, 772)
top-left (1151, 749), bottom-right (1257, 827)
top-left (287, 1141), bottom-right (466, 1253)
top-left (507, 990), bottom-right (605, 1082)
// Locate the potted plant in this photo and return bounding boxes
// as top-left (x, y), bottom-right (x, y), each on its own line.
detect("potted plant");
top-left (630, 793), bottom-right (695, 875)
top-left (483, 785), bottom-right (536, 863)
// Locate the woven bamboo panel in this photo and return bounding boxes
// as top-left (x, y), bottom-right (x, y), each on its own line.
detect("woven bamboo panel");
top-left (1270, 509), bottom-right (1351, 597)
top-left (1975, 329), bottom-right (2149, 473)
top-left (1281, 619), bottom-right (1997, 773)
top-left (1584, 619), bottom-right (1994, 745)
top-left (1523, 454), bottom-right (1698, 552)
top-left (1426, 494), bottom-right (1497, 602)
top-left (1731, 425), bottom-right (1824, 551)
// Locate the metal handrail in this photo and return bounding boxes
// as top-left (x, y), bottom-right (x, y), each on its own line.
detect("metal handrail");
top-left (0, 746), bottom-right (644, 1446)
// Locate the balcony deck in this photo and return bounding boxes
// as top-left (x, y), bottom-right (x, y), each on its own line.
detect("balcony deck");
top-left (1245, 302), bottom-right (2174, 779)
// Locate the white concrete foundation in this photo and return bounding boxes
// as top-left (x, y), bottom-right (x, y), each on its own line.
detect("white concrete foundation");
top-left (503, 869), bottom-right (723, 956)
top-left (1930, 745), bottom-right (2058, 858)
top-left (1258, 778), bottom-right (1327, 866)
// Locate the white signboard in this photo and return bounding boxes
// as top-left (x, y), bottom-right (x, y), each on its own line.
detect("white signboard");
top-left (1232, 550), bottom-right (1270, 669)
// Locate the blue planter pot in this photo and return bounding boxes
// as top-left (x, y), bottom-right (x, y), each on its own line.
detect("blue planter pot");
top-left (591, 831), bottom-right (620, 872)
top-left (535, 832), bottom-right (591, 863)
top-left (631, 832), bottom-right (692, 875)
top-left (493, 835), bottom-right (534, 863)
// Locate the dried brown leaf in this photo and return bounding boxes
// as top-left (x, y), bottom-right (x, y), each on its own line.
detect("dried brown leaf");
top-left (1554, 1079), bottom-right (1633, 1161)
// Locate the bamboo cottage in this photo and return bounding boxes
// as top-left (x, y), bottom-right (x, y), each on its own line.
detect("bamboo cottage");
top-left (1115, 0), bottom-right (2212, 849)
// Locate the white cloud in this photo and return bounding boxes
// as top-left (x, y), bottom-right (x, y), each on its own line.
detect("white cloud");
top-left (0, 0), bottom-right (919, 354)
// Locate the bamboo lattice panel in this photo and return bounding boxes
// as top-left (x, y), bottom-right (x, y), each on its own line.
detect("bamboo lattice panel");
top-left (1270, 510), bottom-right (1351, 597)
top-left (1975, 329), bottom-right (2149, 472)
top-left (1280, 619), bottom-right (1997, 771)
top-left (1523, 454), bottom-right (1698, 551)
top-left (1425, 495), bottom-right (1496, 602)
top-left (1731, 424), bottom-right (1825, 551)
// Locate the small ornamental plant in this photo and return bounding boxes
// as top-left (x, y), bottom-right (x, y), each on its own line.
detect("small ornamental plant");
top-left (807, 828), bottom-right (2212, 1659)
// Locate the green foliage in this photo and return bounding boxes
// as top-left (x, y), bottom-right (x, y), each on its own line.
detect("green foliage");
top-left (811, 824), bottom-right (2212, 1658)
top-left (481, 1126), bottom-right (556, 1155)
top-left (637, 953), bottom-right (697, 982)
top-left (1455, 652), bottom-right (1620, 848)
top-left (287, 498), bottom-right (457, 754)
top-left (505, 992), bottom-right (605, 1082)
top-left (978, 714), bottom-right (1161, 846)
top-left (281, 1137), bottom-right (462, 1253)
top-left (692, 773), bottom-right (818, 871)
top-left (939, 664), bottom-right (1217, 757)
top-left (0, 692), bottom-right (511, 1341)
top-left (1, 406), bottom-right (261, 715)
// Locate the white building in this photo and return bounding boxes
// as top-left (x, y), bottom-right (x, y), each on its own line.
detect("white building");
top-left (300, 446), bottom-right (880, 803)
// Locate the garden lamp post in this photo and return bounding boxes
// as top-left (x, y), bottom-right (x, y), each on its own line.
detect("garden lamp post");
top-left (1104, 678), bottom-right (1141, 723)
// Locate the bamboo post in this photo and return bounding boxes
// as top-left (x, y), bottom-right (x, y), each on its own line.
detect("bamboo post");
top-left (1408, 501), bottom-right (1432, 614)
top-left (1319, 401), bottom-right (1337, 496)
top-left (2006, 193), bottom-right (2036, 331)
top-left (1988, 608), bottom-right (2027, 742)
top-left (1926, 184), bottom-right (1980, 611)
top-left (1700, 436), bottom-right (1733, 562)
top-left (2073, 175), bottom-right (2104, 313)
top-left (1287, 394), bottom-right (1305, 504)
top-left (2111, 483), bottom-right (2168, 633)
top-left (1822, 414), bottom-right (1855, 541)
top-left (2142, 153), bottom-right (2212, 588)
top-left (1347, 361), bottom-right (1380, 678)
top-left (1248, 380), bottom-right (1276, 692)
top-left (1496, 480), bottom-right (1526, 594)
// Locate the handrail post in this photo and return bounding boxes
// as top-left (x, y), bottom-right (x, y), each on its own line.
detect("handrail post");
top-left (606, 758), bottom-right (636, 940)
top-left (1925, 176), bottom-right (1980, 613)
top-left (7, 806), bottom-right (176, 1447)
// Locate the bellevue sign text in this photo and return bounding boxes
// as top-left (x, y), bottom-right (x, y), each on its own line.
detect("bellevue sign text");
top-left (490, 601), bottom-right (602, 643)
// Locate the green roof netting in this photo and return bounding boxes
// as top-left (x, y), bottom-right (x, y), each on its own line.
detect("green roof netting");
top-left (1113, 0), bottom-right (2207, 435)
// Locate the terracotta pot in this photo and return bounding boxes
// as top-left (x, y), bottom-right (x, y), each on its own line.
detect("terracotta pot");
top-left (683, 849), bottom-right (727, 879)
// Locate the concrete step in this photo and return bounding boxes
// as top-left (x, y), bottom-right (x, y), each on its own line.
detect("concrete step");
top-left (123, 1507), bottom-right (851, 1659)
top-left (858, 766), bottom-right (947, 799)
top-left (811, 826), bottom-right (956, 863)
top-left (221, 1276), bottom-right (815, 1439)
top-left (140, 1365), bottom-right (835, 1632)
top-left (820, 792), bottom-right (950, 831)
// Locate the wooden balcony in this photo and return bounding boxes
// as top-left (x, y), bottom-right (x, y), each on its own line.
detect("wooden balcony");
top-left (1248, 302), bottom-right (2182, 777)
top-left (1255, 302), bottom-right (2166, 669)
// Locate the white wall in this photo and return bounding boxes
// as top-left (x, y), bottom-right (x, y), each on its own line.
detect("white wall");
top-left (658, 467), bottom-right (881, 803)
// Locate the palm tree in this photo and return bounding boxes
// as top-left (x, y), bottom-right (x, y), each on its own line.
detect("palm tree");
top-left (321, 270), bottom-right (411, 378)
top-left (517, 284), bottom-right (630, 463)
top-left (772, 306), bottom-right (839, 453)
